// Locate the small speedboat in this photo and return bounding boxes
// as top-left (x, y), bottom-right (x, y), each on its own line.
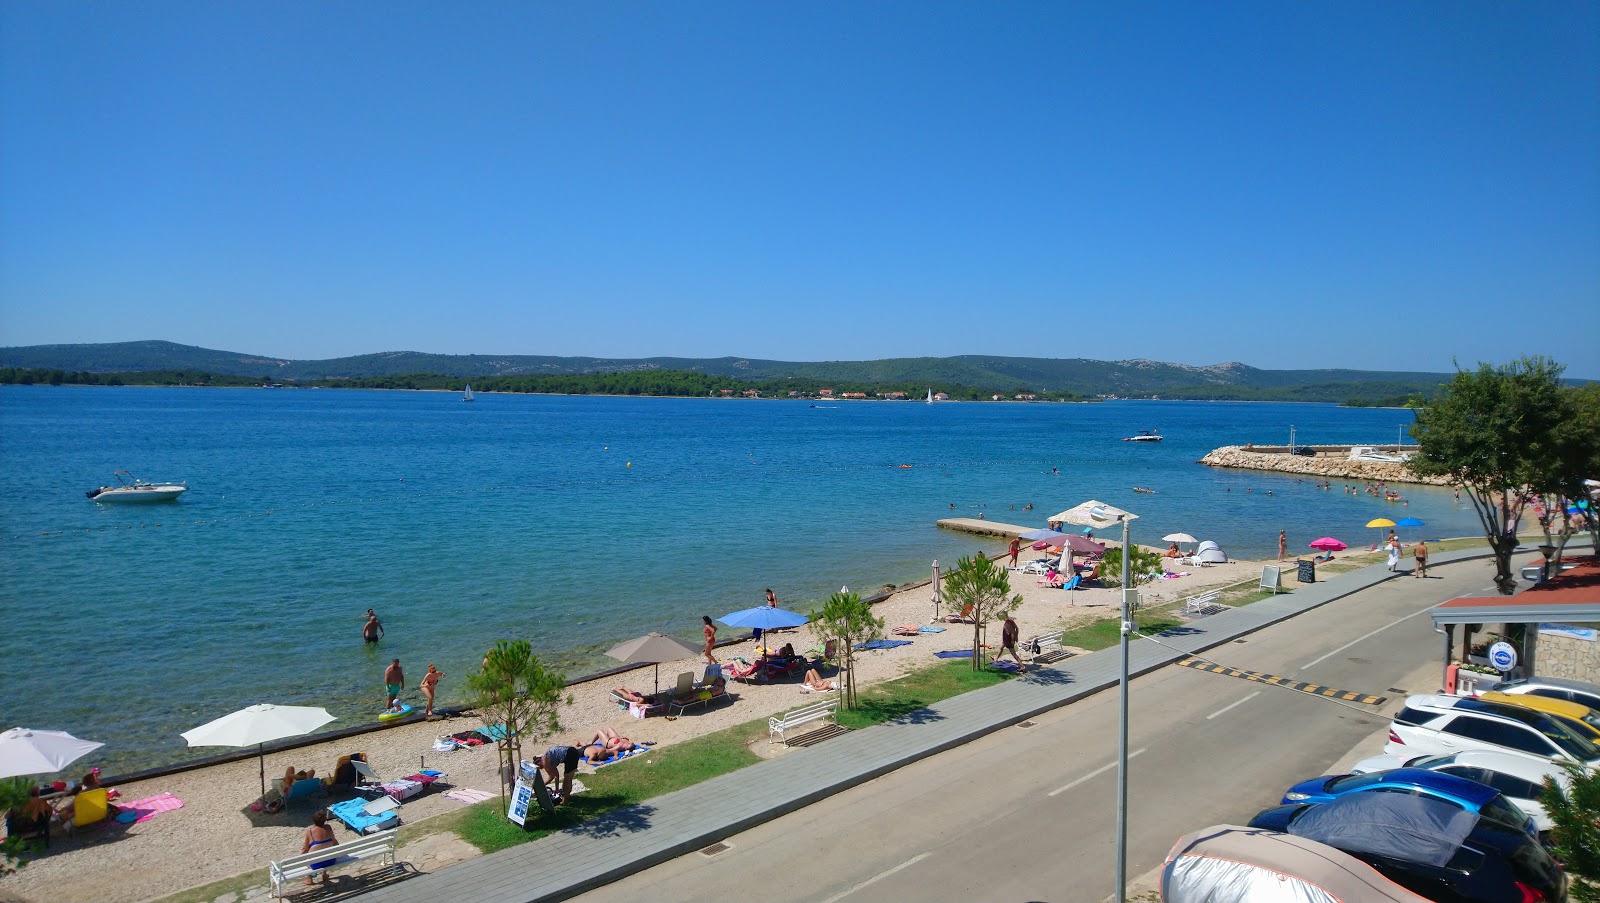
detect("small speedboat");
top-left (86, 471), bottom-right (187, 503)
top-left (1122, 430), bottom-right (1162, 442)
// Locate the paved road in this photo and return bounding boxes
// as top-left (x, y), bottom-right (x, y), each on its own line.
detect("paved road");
top-left (573, 560), bottom-right (1504, 903)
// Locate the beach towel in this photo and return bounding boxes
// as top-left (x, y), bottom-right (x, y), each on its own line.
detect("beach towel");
top-left (892, 625), bottom-right (920, 636)
top-left (443, 788), bottom-right (495, 804)
top-left (328, 797), bottom-right (400, 835)
top-left (379, 779), bottom-right (424, 801)
top-left (113, 792), bottom-right (184, 824)
top-left (854, 639), bottom-right (911, 651)
top-left (918, 626), bottom-right (946, 633)
top-left (586, 746), bottom-right (648, 768)
top-left (934, 649), bottom-right (974, 659)
top-left (478, 724), bottom-right (510, 742)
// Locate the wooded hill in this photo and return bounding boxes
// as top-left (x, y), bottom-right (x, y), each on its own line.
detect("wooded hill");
top-left (1, 340), bottom-right (1467, 403)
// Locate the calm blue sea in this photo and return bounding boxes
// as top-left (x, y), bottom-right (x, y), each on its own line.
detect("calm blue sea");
top-left (0, 387), bottom-right (1479, 770)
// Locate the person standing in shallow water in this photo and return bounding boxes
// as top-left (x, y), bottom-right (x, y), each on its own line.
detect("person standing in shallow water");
top-left (384, 658), bottom-right (404, 709)
top-left (702, 615), bottom-right (718, 664)
top-left (419, 664), bottom-right (444, 719)
top-left (362, 609), bottom-right (384, 643)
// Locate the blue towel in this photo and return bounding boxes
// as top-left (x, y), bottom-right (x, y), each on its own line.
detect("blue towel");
top-left (587, 746), bottom-right (647, 768)
top-left (934, 650), bottom-right (973, 659)
top-left (479, 724), bottom-right (510, 742)
top-left (328, 798), bottom-right (399, 834)
top-left (854, 639), bottom-right (912, 651)
top-left (918, 626), bottom-right (946, 633)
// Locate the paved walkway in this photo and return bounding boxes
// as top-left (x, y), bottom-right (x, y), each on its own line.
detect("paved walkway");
top-left (361, 546), bottom-right (1528, 903)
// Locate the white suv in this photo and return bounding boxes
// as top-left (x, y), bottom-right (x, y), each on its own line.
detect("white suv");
top-left (1350, 748), bottom-right (1572, 832)
top-left (1384, 694), bottom-right (1600, 768)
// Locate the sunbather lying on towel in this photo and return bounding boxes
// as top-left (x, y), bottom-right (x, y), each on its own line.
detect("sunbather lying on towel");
top-left (612, 687), bottom-right (658, 705)
top-left (799, 669), bottom-right (838, 693)
top-left (591, 727), bottom-right (635, 754)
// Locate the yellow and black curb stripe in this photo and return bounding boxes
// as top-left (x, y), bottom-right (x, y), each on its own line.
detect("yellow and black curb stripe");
top-left (1176, 658), bottom-right (1386, 705)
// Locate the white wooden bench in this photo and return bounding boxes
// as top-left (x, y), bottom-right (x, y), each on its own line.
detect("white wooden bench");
top-left (768, 698), bottom-right (840, 746)
top-left (1183, 590), bottom-right (1226, 617)
top-left (1026, 630), bottom-right (1074, 664)
top-left (269, 827), bottom-right (398, 897)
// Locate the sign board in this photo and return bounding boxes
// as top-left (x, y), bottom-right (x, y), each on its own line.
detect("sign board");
top-left (1538, 623), bottom-right (1598, 642)
top-left (1488, 641), bottom-right (1518, 673)
top-left (1260, 566), bottom-right (1281, 594)
top-left (1296, 559), bottom-right (1316, 584)
top-left (507, 778), bottom-right (534, 826)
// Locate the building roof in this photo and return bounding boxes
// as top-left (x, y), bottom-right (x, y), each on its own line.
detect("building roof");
top-left (1431, 554), bottom-right (1600, 626)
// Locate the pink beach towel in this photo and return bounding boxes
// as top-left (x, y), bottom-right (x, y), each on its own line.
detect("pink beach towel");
top-left (116, 792), bottom-right (184, 823)
top-left (443, 788), bottom-right (495, 804)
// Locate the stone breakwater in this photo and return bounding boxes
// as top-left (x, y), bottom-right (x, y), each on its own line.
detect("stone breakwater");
top-left (1199, 446), bottom-right (1451, 486)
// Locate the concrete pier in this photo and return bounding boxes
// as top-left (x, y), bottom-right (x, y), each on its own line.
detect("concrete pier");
top-left (937, 518), bottom-right (1031, 538)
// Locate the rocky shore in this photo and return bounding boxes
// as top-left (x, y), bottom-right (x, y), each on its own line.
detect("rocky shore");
top-left (1198, 445), bottom-right (1451, 485)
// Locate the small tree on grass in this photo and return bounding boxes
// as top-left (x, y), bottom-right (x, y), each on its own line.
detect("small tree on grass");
top-left (468, 640), bottom-right (571, 805)
top-left (1541, 760), bottom-right (1600, 902)
top-left (1097, 546), bottom-right (1166, 585)
top-left (809, 590), bottom-right (884, 710)
top-left (943, 554), bottom-right (1023, 671)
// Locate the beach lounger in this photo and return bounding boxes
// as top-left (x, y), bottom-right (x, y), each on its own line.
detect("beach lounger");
top-left (668, 678), bottom-right (733, 716)
top-left (672, 671), bottom-right (696, 695)
top-left (285, 777), bottom-right (328, 807)
top-left (1060, 574), bottom-right (1081, 591)
top-left (724, 658), bottom-right (764, 683)
top-left (327, 797), bottom-right (401, 835)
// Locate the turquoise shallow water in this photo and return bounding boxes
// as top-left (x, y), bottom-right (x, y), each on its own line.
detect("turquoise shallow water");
top-left (0, 387), bottom-right (1479, 771)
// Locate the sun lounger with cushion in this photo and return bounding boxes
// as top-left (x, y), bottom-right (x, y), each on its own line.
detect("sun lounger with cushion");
top-left (327, 797), bottom-right (401, 835)
top-left (285, 777), bottom-right (328, 807)
top-left (668, 678), bottom-right (733, 716)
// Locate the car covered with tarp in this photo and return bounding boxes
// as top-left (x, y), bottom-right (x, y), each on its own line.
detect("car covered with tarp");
top-left (1161, 825), bottom-right (1434, 903)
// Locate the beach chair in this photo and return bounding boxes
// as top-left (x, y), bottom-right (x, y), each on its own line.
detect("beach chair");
top-left (351, 759), bottom-right (382, 786)
top-left (724, 657), bottom-right (764, 683)
top-left (762, 656), bottom-right (804, 681)
top-left (805, 639), bottom-right (839, 665)
top-left (672, 671), bottom-right (696, 695)
top-left (71, 788), bottom-right (109, 830)
top-left (285, 777), bottom-right (328, 807)
top-left (1061, 574), bottom-right (1081, 591)
top-left (668, 678), bottom-right (733, 716)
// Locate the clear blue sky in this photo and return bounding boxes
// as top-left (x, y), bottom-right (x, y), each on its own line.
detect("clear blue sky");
top-left (3, 2), bottom-right (1596, 377)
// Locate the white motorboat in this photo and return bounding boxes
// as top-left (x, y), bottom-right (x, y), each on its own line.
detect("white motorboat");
top-left (1348, 446), bottom-right (1412, 463)
top-left (1122, 429), bottom-right (1162, 442)
top-left (86, 471), bottom-right (187, 503)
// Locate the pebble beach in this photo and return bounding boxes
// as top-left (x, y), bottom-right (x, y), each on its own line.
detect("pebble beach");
top-left (0, 544), bottom-right (1277, 903)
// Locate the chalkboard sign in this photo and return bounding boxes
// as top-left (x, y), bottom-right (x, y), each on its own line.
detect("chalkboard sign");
top-left (1260, 565), bottom-right (1280, 594)
top-left (1297, 559), bottom-right (1316, 584)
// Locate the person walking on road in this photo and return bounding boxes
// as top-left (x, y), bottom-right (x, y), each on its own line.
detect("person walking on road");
top-left (1413, 540), bottom-right (1429, 578)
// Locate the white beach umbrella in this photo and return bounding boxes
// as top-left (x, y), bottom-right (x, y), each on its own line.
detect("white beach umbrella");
top-left (1052, 500), bottom-right (1137, 528)
top-left (1162, 532), bottom-right (1197, 544)
top-left (0, 727), bottom-right (104, 779)
top-left (181, 704), bottom-right (336, 799)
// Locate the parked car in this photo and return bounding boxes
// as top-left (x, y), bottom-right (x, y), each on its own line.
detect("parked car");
top-left (1248, 794), bottom-right (1568, 903)
top-left (1349, 749), bottom-right (1570, 833)
top-left (1384, 694), bottom-right (1600, 768)
top-left (1479, 690), bottom-right (1600, 739)
top-left (1290, 446), bottom-right (1317, 457)
top-left (1486, 676), bottom-right (1600, 712)
top-left (1162, 824), bottom-right (1435, 903)
top-left (1278, 767), bottom-right (1537, 837)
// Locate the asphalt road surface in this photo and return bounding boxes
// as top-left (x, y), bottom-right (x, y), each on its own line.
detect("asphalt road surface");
top-left (573, 559), bottom-right (1506, 903)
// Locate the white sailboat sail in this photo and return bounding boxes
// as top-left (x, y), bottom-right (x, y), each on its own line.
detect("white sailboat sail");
top-left (463, 384), bottom-right (475, 402)
top-left (926, 388), bottom-right (934, 404)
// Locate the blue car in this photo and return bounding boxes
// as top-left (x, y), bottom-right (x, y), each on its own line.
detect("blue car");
top-left (1280, 767), bottom-right (1537, 837)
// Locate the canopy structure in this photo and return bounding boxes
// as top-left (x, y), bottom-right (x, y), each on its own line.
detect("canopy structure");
top-left (1432, 556), bottom-right (1600, 627)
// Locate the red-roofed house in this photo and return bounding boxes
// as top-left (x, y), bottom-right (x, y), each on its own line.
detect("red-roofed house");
top-left (1431, 554), bottom-right (1600, 683)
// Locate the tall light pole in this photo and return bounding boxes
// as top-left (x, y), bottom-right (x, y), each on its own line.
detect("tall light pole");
top-left (1113, 508), bottom-right (1138, 903)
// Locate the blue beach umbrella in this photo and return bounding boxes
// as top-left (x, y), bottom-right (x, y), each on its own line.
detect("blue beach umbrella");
top-left (1396, 517), bottom-right (1425, 541)
top-left (718, 607), bottom-right (810, 654)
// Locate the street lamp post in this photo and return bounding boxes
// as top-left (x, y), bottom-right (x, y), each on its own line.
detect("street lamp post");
top-left (1114, 509), bottom-right (1138, 903)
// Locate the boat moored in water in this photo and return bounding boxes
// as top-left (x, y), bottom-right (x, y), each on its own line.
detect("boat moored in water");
top-left (1122, 429), bottom-right (1162, 442)
top-left (86, 471), bottom-right (187, 503)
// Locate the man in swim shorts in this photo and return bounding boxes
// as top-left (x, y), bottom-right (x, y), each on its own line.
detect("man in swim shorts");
top-left (996, 613), bottom-right (1026, 672)
top-left (537, 745), bottom-right (582, 803)
top-left (362, 609), bottom-right (384, 643)
top-left (384, 658), bottom-right (404, 709)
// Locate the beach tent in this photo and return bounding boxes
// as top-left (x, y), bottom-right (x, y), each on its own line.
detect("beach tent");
top-left (0, 727), bottom-right (104, 779)
top-left (1194, 540), bottom-right (1228, 564)
top-left (1161, 825), bottom-right (1434, 903)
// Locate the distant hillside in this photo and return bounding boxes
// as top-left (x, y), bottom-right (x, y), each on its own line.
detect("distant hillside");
top-left (0, 340), bottom-right (1465, 401)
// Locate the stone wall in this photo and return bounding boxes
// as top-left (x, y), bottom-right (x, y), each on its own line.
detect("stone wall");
top-left (1532, 629), bottom-right (1600, 682)
top-left (1199, 446), bottom-right (1451, 486)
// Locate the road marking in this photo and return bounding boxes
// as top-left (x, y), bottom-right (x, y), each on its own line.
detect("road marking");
top-left (1206, 691), bottom-right (1260, 720)
top-left (1176, 659), bottom-right (1386, 705)
top-left (1048, 748), bottom-right (1147, 797)
top-left (1300, 603), bottom-right (1436, 669)
top-left (822, 852), bottom-right (931, 903)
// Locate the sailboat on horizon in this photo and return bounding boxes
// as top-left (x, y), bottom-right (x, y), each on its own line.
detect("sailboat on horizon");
top-left (926, 388), bottom-right (934, 404)
top-left (462, 384), bottom-right (475, 402)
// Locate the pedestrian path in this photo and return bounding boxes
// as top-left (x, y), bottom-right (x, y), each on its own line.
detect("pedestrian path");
top-left (361, 546), bottom-right (1518, 903)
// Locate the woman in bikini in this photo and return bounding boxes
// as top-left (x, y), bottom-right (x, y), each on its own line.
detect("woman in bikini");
top-left (419, 664), bottom-right (444, 719)
top-left (702, 615), bottom-right (717, 664)
top-left (801, 669), bottom-right (838, 692)
top-left (301, 810), bottom-right (340, 885)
